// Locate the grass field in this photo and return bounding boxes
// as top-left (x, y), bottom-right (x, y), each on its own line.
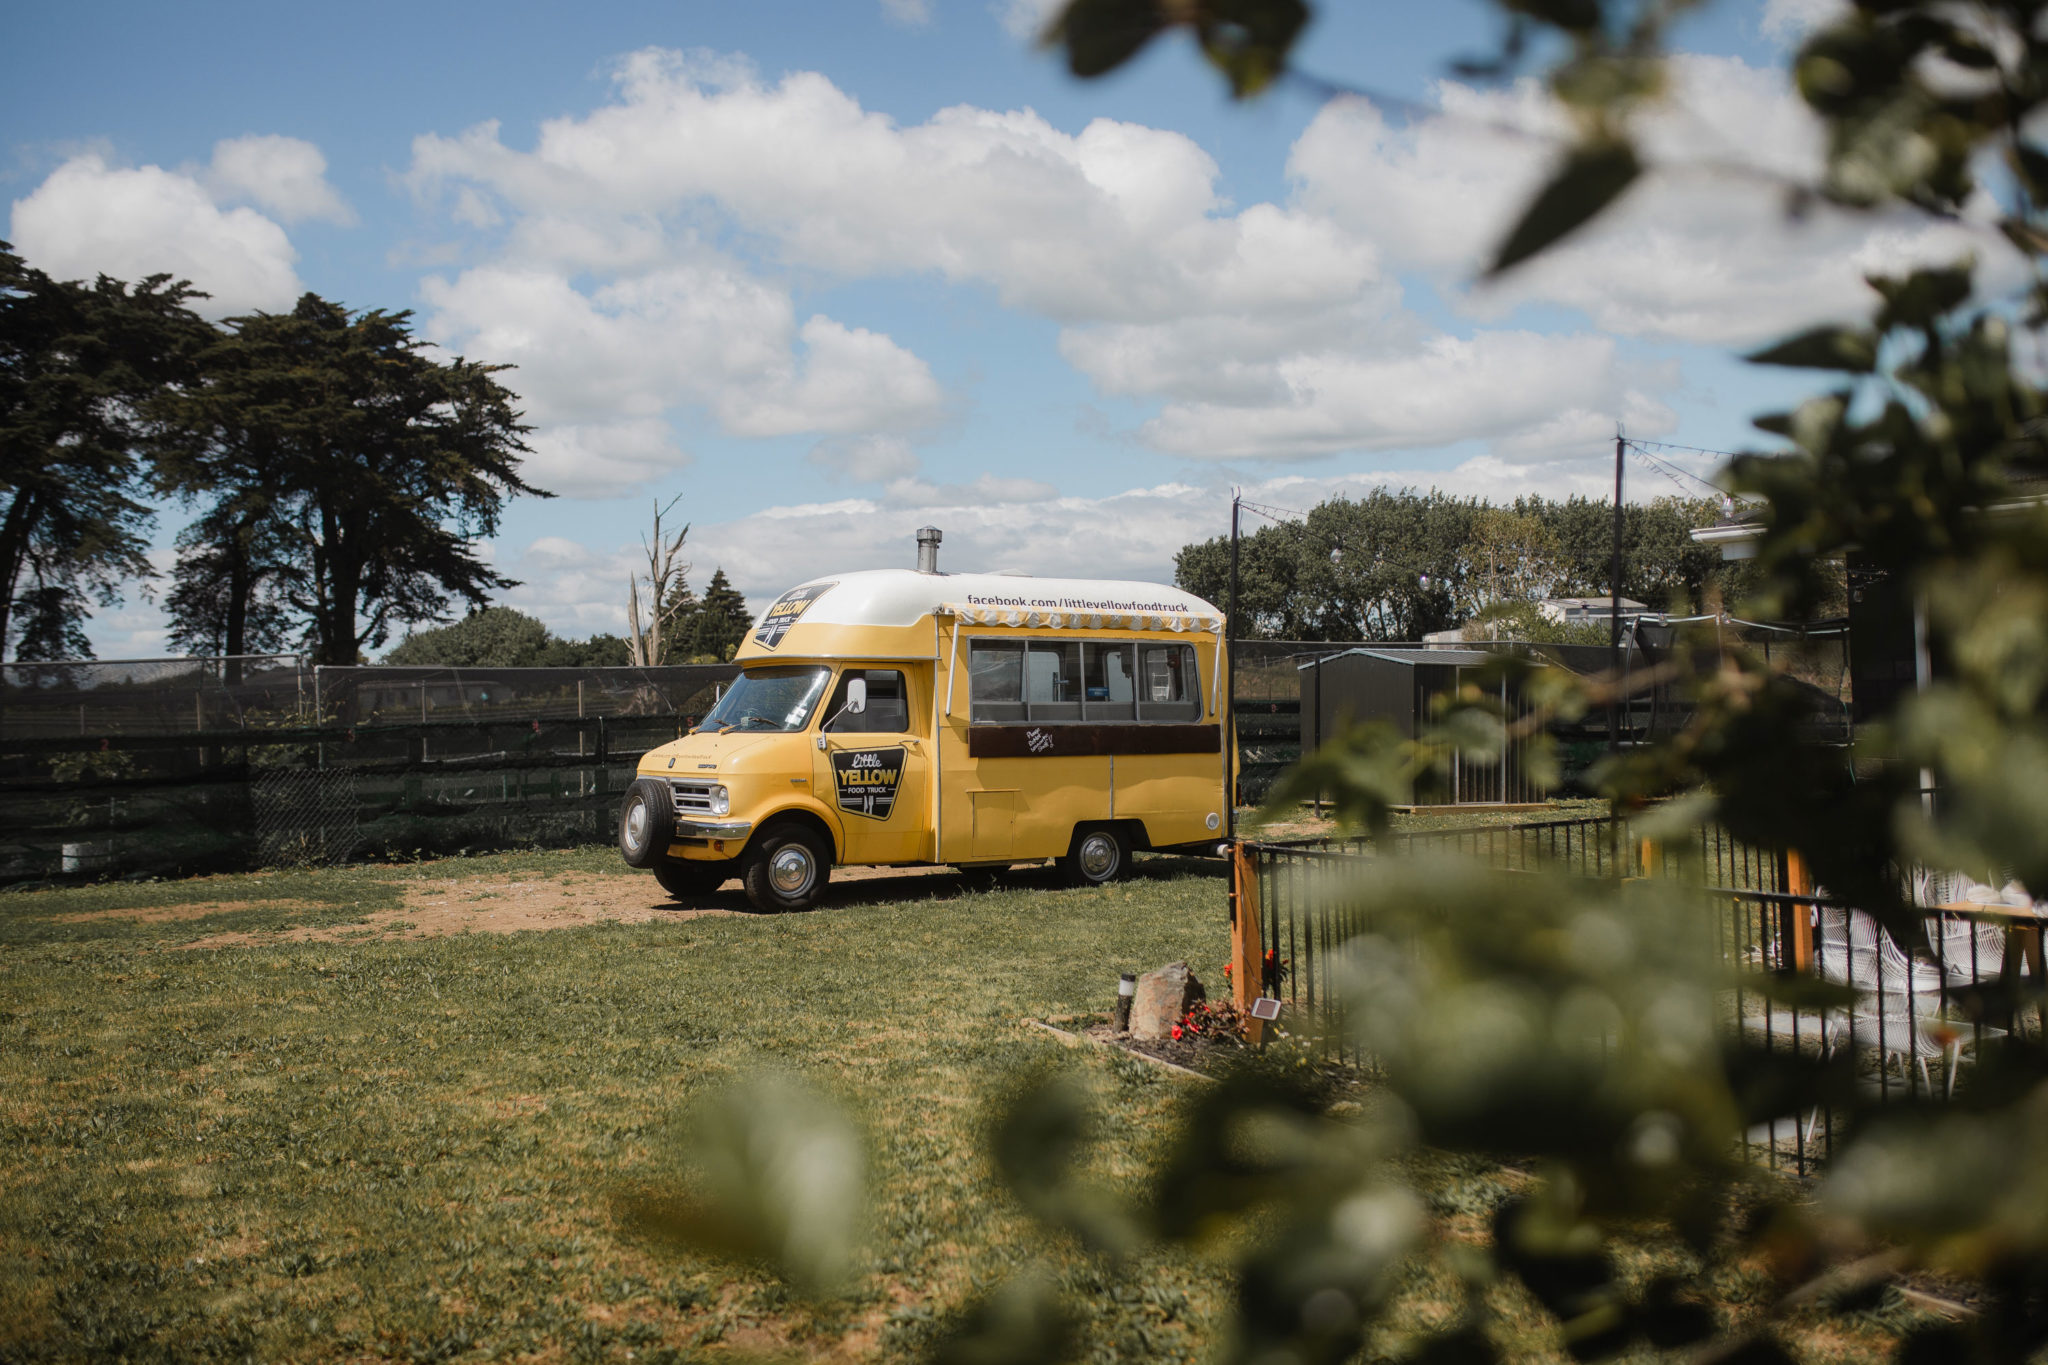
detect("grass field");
top-left (0, 834), bottom-right (1933, 1363)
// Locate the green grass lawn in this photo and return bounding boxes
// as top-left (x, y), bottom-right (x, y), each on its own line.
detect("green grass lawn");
top-left (0, 844), bottom-right (1931, 1363)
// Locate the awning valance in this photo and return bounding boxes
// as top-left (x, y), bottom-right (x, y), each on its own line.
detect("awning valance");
top-left (938, 603), bottom-right (1222, 634)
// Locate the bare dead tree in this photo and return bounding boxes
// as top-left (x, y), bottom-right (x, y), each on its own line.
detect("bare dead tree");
top-left (626, 495), bottom-right (691, 667)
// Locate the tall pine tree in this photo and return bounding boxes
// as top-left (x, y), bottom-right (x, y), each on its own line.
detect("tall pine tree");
top-left (158, 294), bottom-right (545, 667)
top-left (1, 244), bottom-right (212, 660)
top-left (685, 568), bottom-right (753, 662)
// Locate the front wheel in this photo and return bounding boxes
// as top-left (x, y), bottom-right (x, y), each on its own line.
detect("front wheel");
top-left (618, 778), bottom-right (675, 869)
top-left (653, 858), bottom-right (732, 901)
top-left (741, 825), bottom-right (832, 913)
top-left (1058, 825), bottom-right (1128, 888)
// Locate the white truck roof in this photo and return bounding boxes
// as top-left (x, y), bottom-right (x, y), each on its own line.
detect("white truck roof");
top-left (774, 569), bottom-right (1223, 634)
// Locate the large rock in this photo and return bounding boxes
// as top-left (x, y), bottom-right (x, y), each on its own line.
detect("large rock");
top-left (1130, 962), bottom-right (1206, 1041)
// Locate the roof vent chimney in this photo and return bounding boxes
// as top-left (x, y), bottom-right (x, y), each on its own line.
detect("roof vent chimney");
top-left (915, 525), bottom-right (942, 574)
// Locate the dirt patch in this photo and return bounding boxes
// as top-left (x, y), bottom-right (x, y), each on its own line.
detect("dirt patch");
top-left (177, 862), bottom-right (979, 951)
top-left (1241, 812), bottom-right (1345, 842)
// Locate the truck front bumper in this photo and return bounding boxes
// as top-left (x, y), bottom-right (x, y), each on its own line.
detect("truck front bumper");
top-left (672, 818), bottom-right (755, 841)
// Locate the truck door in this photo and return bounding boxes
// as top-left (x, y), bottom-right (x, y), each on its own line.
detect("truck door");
top-left (814, 666), bottom-right (930, 866)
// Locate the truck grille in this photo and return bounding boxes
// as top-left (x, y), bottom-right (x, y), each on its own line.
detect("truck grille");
top-left (668, 780), bottom-right (721, 814)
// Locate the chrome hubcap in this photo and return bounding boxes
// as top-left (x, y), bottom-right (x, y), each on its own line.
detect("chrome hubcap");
top-left (625, 801), bottom-right (649, 850)
top-left (1078, 833), bottom-right (1118, 879)
top-left (769, 845), bottom-right (816, 896)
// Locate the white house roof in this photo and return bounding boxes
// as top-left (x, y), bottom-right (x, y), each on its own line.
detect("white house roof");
top-left (765, 570), bottom-right (1223, 635)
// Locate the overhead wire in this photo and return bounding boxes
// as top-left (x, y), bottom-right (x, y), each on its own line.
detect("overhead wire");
top-left (1623, 439), bottom-right (1739, 498)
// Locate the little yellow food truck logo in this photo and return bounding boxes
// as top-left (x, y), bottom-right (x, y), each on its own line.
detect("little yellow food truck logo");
top-left (831, 747), bottom-right (903, 820)
top-left (753, 581), bottom-right (835, 649)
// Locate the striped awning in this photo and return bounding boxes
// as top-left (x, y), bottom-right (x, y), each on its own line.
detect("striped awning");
top-left (938, 602), bottom-right (1222, 633)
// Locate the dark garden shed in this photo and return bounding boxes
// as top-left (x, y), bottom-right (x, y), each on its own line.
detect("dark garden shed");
top-left (1297, 647), bottom-right (1546, 807)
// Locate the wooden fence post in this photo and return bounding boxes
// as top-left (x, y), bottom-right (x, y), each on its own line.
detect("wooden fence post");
top-left (1637, 836), bottom-right (1661, 878)
top-left (1781, 849), bottom-right (1816, 974)
top-left (1231, 840), bottom-right (1266, 1046)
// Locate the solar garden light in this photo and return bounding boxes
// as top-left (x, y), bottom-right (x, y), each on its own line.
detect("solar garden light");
top-left (1114, 973), bottom-right (1136, 1032)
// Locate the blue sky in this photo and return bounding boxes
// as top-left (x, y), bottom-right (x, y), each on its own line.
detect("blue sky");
top-left (5, 0), bottom-right (1989, 656)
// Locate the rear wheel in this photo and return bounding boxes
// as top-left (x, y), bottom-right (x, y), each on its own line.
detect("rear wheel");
top-left (653, 858), bottom-right (732, 900)
top-left (1058, 825), bottom-right (1128, 887)
top-left (742, 825), bottom-right (832, 913)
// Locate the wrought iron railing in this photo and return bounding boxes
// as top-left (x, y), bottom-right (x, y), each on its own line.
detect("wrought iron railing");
top-left (1228, 813), bottom-right (2028, 1173)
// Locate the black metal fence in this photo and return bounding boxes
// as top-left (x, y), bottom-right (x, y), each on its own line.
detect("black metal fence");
top-left (1234, 813), bottom-right (2020, 1171)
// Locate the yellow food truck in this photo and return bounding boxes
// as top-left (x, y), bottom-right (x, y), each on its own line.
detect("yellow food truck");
top-left (616, 531), bottom-right (1230, 912)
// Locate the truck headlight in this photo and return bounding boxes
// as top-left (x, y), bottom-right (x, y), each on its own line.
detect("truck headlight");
top-left (710, 785), bottom-right (730, 816)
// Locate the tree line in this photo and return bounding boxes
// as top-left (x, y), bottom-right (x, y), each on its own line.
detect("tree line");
top-left (1173, 489), bottom-right (1760, 641)
top-left (1, 243), bottom-right (747, 674)
top-left (380, 567), bottom-right (753, 670)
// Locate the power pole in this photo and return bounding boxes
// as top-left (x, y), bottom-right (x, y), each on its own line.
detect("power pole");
top-left (1225, 490), bottom-right (1241, 838)
top-left (1609, 430), bottom-right (1626, 754)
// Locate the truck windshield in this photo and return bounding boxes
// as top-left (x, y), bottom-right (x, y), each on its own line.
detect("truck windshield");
top-left (696, 666), bottom-right (832, 733)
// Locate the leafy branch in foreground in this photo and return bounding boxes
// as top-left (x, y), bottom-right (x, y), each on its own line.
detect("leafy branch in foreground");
top-left (617, 2), bottom-right (2048, 1361)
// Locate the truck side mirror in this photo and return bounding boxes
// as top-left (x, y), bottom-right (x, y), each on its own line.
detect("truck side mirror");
top-left (845, 678), bottom-right (867, 714)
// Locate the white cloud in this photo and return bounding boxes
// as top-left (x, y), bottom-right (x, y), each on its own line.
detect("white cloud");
top-left (420, 262), bottom-right (943, 490)
top-left (883, 471), bottom-right (1061, 507)
top-left (994, 0), bottom-right (1063, 40)
top-left (1290, 57), bottom-right (1994, 346)
top-left (205, 134), bottom-right (353, 224)
top-left (1140, 331), bottom-right (1675, 462)
top-left (520, 419), bottom-right (691, 501)
top-left (882, 0), bottom-right (932, 25)
top-left (407, 50), bottom-right (1615, 463)
top-left (405, 50), bottom-right (1371, 328)
top-left (403, 48), bottom-right (1979, 472)
top-left (9, 153), bottom-right (302, 317)
top-left (809, 434), bottom-right (923, 483)
top-left (1760, 0), bottom-right (1848, 43)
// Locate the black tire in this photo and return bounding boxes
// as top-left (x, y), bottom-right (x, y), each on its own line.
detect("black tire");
top-left (1058, 825), bottom-right (1128, 887)
top-left (618, 778), bottom-right (676, 868)
top-left (653, 858), bottom-right (732, 900)
top-left (741, 824), bottom-right (832, 913)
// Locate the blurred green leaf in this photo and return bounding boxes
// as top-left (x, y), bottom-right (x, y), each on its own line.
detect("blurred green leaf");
top-left (988, 1068), bottom-right (1141, 1256)
top-left (1869, 263), bottom-right (1974, 331)
top-left (1231, 1183), bottom-right (1425, 1365)
top-left (1503, 0), bottom-right (1599, 34)
top-left (1149, 1069), bottom-right (1367, 1244)
top-left (1044, 0), bottom-right (1167, 78)
top-left (1492, 1197), bottom-right (1632, 1360)
top-left (2010, 143), bottom-right (2048, 208)
top-left (620, 1073), bottom-right (865, 1297)
top-left (1487, 140), bottom-right (1641, 276)
top-left (1260, 719), bottom-right (1412, 835)
top-left (929, 1273), bottom-right (1077, 1365)
top-left (1197, 0), bottom-right (1310, 98)
top-left (1720, 1041), bottom-right (1857, 1127)
top-left (1744, 326), bottom-right (1879, 373)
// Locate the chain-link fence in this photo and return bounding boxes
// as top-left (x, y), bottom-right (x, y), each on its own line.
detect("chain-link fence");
top-left (252, 768), bottom-right (361, 868)
top-left (0, 655), bottom-right (311, 740)
top-left (312, 663), bottom-right (732, 728)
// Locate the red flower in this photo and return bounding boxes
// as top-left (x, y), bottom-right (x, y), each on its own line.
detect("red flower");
top-left (1170, 1024), bottom-right (1183, 1040)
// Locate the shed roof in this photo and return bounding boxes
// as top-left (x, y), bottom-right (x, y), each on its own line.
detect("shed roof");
top-left (1296, 647), bottom-right (1518, 670)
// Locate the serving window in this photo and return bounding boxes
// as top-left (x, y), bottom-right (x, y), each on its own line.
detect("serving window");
top-left (968, 638), bottom-right (1199, 724)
